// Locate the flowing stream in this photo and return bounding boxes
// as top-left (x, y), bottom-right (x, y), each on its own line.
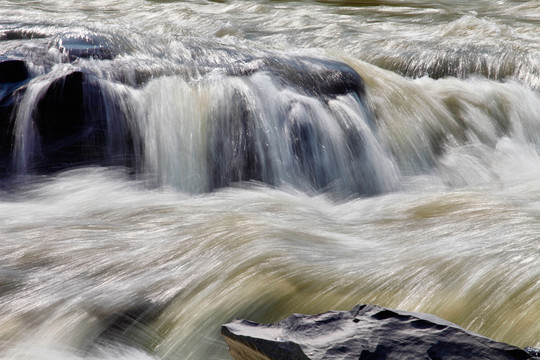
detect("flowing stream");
top-left (0, 0), bottom-right (539, 359)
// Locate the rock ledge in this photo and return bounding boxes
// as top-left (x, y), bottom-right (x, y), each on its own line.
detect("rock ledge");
top-left (222, 304), bottom-right (539, 360)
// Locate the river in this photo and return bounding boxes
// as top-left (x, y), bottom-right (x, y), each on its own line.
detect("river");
top-left (0, 0), bottom-right (539, 359)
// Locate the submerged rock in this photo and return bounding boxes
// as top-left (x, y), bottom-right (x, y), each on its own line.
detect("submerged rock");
top-left (222, 304), bottom-right (539, 360)
top-left (55, 33), bottom-right (116, 61)
top-left (226, 55), bottom-right (366, 101)
top-left (207, 55), bottom-right (386, 196)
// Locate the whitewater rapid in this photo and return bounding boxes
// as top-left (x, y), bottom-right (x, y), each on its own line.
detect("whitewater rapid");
top-left (0, 0), bottom-right (539, 359)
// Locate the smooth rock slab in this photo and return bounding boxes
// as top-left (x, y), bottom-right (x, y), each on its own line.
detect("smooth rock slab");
top-left (222, 304), bottom-right (539, 360)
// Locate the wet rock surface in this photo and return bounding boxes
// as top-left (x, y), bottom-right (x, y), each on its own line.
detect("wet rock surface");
top-left (0, 59), bottom-right (29, 83)
top-left (0, 58), bottom-right (30, 174)
top-left (55, 33), bottom-right (117, 61)
top-left (225, 55), bottom-right (366, 100)
top-left (222, 304), bottom-right (540, 360)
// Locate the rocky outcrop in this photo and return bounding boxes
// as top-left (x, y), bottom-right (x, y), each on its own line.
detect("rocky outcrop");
top-left (222, 304), bottom-right (539, 360)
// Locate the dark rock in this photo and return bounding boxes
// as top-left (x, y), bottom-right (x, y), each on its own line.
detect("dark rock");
top-left (0, 29), bottom-right (48, 41)
top-left (0, 59), bottom-right (31, 174)
top-left (31, 70), bottom-right (138, 172)
top-left (222, 304), bottom-right (539, 360)
top-left (0, 59), bottom-right (30, 83)
top-left (226, 55), bottom-right (366, 100)
top-left (34, 71), bottom-right (102, 170)
top-left (266, 56), bottom-right (366, 100)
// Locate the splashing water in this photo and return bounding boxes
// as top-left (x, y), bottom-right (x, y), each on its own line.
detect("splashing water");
top-left (0, 1), bottom-right (539, 359)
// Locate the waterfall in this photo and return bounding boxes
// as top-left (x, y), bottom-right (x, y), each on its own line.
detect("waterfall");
top-left (2, 52), bottom-right (399, 197)
top-left (8, 69), bottom-right (140, 176)
top-left (141, 71), bottom-right (398, 195)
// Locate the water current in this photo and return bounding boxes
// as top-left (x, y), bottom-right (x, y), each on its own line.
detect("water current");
top-left (0, 0), bottom-right (539, 359)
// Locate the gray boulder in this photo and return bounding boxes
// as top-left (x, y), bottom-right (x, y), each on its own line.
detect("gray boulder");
top-left (222, 304), bottom-right (539, 360)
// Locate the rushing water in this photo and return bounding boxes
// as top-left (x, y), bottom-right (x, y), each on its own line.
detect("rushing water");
top-left (0, 0), bottom-right (539, 359)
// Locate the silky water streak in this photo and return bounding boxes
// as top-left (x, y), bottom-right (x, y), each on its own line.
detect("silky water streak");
top-left (0, 0), bottom-right (539, 359)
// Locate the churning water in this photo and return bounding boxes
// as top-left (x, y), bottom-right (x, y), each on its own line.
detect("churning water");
top-left (0, 0), bottom-right (539, 359)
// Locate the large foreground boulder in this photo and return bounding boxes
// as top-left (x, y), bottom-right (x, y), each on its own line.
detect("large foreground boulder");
top-left (222, 304), bottom-right (539, 360)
